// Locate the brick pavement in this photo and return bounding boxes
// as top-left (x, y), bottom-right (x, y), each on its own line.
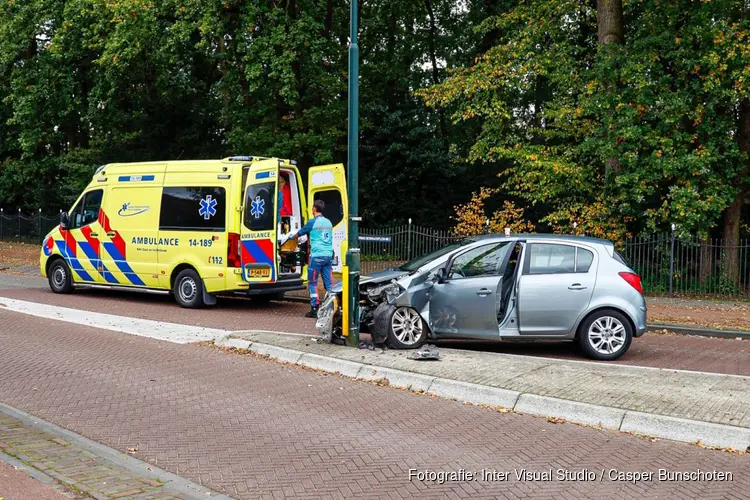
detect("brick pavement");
top-left (0, 309), bottom-right (748, 498)
top-left (0, 413), bottom-right (177, 500)
top-left (1, 285), bottom-right (750, 376)
top-left (0, 460), bottom-right (71, 500)
top-left (233, 331), bottom-right (750, 429)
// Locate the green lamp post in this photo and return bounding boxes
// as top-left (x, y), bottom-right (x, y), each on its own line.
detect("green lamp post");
top-left (345, 0), bottom-right (360, 347)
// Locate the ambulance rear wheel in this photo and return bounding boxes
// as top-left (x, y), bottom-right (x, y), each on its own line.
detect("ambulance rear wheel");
top-left (174, 269), bottom-right (204, 308)
top-left (48, 259), bottom-right (73, 294)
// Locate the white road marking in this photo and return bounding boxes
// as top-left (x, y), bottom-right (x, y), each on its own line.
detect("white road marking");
top-left (0, 297), bottom-right (228, 344)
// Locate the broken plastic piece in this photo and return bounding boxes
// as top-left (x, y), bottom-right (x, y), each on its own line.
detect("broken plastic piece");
top-left (358, 341), bottom-right (375, 350)
top-left (408, 344), bottom-right (440, 360)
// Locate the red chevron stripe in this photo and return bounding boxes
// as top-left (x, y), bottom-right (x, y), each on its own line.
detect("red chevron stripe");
top-left (61, 229), bottom-right (78, 257)
top-left (255, 239), bottom-right (274, 261)
top-left (80, 225), bottom-right (101, 258)
top-left (97, 208), bottom-right (127, 259)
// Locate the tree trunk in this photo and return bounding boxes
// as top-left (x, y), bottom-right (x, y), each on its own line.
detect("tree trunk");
top-left (596, 0), bottom-right (624, 45)
top-left (597, 0), bottom-right (623, 176)
top-left (722, 99), bottom-right (750, 284)
top-left (424, 0), bottom-right (447, 142)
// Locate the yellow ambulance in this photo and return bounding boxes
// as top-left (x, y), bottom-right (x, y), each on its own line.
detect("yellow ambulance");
top-left (39, 157), bottom-right (348, 307)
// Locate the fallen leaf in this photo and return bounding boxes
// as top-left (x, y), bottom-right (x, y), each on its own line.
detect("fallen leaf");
top-left (547, 417), bottom-right (566, 424)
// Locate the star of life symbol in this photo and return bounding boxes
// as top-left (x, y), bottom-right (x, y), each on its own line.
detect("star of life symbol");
top-left (251, 196), bottom-right (265, 219)
top-left (199, 195), bottom-right (217, 220)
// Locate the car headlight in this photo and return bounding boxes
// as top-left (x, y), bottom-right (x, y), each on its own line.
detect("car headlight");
top-left (315, 293), bottom-right (338, 340)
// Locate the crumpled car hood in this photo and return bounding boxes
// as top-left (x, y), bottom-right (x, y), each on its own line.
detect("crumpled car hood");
top-left (331, 268), bottom-right (409, 293)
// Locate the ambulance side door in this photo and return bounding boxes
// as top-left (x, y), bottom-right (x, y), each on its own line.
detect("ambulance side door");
top-left (241, 159), bottom-right (279, 283)
top-left (307, 164), bottom-right (348, 273)
top-left (61, 188), bottom-right (106, 284)
top-left (102, 172), bottom-right (164, 288)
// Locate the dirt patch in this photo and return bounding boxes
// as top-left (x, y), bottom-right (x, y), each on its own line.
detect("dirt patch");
top-left (0, 241), bottom-right (39, 268)
top-left (647, 305), bottom-right (750, 332)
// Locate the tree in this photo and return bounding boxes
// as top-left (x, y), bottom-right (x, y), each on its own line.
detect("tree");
top-left (421, 0), bottom-right (750, 243)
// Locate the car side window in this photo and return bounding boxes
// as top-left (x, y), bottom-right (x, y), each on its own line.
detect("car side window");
top-left (70, 189), bottom-right (103, 229)
top-left (576, 248), bottom-right (594, 273)
top-left (527, 243), bottom-right (576, 275)
top-left (448, 242), bottom-right (511, 279)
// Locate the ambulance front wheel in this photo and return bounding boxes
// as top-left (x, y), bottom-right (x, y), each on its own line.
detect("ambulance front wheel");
top-left (48, 259), bottom-right (73, 294)
top-left (174, 269), bottom-right (205, 308)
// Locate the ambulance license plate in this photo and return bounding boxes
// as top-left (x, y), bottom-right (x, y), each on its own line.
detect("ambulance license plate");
top-left (249, 268), bottom-right (271, 278)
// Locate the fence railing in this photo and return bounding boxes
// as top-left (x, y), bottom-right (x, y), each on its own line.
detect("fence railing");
top-left (359, 225), bottom-right (750, 298)
top-left (0, 211), bottom-right (61, 244)
top-left (620, 233), bottom-right (750, 298)
top-left (2, 212), bottom-right (748, 298)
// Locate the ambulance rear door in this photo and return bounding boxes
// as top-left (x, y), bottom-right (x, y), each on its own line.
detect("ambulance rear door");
top-left (307, 164), bottom-right (348, 273)
top-left (241, 158), bottom-right (280, 283)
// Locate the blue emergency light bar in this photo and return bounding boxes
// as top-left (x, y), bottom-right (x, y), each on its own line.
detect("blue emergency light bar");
top-left (228, 156), bottom-right (254, 162)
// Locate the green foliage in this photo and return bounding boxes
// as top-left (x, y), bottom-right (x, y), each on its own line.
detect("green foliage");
top-left (0, 0), bottom-right (483, 226)
top-left (422, 0), bottom-right (750, 237)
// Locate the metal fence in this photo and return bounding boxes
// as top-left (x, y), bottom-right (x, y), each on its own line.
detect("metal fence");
top-left (0, 211), bottom-right (60, 244)
top-left (620, 233), bottom-right (750, 297)
top-left (2, 212), bottom-right (748, 298)
top-left (358, 224), bottom-right (460, 275)
top-left (359, 225), bottom-right (750, 298)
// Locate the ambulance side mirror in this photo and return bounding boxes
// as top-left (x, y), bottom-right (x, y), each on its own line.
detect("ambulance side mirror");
top-left (60, 212), bottom-right (70, 230)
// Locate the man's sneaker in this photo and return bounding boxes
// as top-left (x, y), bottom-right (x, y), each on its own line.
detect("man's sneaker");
top-left (304, 308), bottom-right (318, 318)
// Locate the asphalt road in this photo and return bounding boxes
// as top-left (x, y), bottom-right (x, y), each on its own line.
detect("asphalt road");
top-left (0, 307), bottom-right (748, 499)
top-left (1, 274), bottom-right (748, 376)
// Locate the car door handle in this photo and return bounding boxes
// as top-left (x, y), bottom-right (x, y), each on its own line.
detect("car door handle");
top-left (89, 232), bottom-right (99, 237)
top-left (568, 284), bottom-right (587, 290)
top-left (476, 288), bottom-right (492, 297)
top-left (106, 232), bottom-right (116, 237)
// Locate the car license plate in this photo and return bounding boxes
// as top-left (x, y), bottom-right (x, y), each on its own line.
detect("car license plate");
top-left (249, 268), bottom-right (271, 278)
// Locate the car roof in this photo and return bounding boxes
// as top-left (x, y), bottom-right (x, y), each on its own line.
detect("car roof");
top-left (468, 233), bottom-right (613, 246)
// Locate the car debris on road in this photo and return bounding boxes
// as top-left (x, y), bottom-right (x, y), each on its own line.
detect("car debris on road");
top-left (408, 344), bottom-right (440, 360)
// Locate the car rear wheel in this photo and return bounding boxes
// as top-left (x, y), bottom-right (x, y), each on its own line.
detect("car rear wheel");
top-left (578, 309), bottom-right (633, 361)
top-left (387, 306), bottom-right (428, 350)
top-left (48, 259), bottom-right (73, 294)
top-left (174, 269), bottom-right (204, 308)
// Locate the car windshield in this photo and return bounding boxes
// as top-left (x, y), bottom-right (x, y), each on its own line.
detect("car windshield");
top-left (399, 240), bottom-right (472, 272)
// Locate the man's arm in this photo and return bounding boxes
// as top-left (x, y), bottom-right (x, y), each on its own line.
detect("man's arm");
top-left (292, 218), bottom-right (315, 239)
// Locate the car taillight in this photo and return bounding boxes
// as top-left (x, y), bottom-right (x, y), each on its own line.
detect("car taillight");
top-left (619, 272), bottom-right (643, 295)
top-left (227, 232), bottom-right (241, 268)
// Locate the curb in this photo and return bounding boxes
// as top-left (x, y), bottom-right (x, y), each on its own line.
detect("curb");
top-left (0, 403), bottom-right (232, 500)
top-left (216, 336), bottom-right (750, 452)
top-left (647, 324), bottom-right (750, 339)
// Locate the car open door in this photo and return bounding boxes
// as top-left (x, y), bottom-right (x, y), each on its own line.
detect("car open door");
top-left (307, 163), bottom-right (348, 273)
top-left (241, 158), bottom-right (280, 283)
top-left (428, 241), bottom-right (513, 338)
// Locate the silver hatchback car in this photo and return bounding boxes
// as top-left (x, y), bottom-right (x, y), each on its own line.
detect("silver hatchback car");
top-left (318, 234), bottom-right (647, 360)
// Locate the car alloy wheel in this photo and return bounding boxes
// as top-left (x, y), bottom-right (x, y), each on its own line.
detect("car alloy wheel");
top-left (391, 307), bottom-right (424, 347)
top-left (587, 316), bottom-right (626, 355)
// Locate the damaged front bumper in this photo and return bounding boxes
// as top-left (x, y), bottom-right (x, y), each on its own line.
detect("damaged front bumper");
top-left (315, 293), bottom-right (339, 342)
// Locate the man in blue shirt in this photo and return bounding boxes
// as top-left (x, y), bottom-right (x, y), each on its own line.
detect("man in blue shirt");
top-left (286, 200), bottom-right (334, 318)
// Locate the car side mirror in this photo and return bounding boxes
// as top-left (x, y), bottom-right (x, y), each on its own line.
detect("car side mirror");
top-left (60, 212), bottom-right (70, 230)
top-left (436, 267), bottom-right (447, 284)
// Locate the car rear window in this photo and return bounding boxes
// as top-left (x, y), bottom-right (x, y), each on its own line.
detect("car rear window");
top-left (576, 248), bottom-right (594, 273)
top-left (613, 249), bottom-right (630, 267)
